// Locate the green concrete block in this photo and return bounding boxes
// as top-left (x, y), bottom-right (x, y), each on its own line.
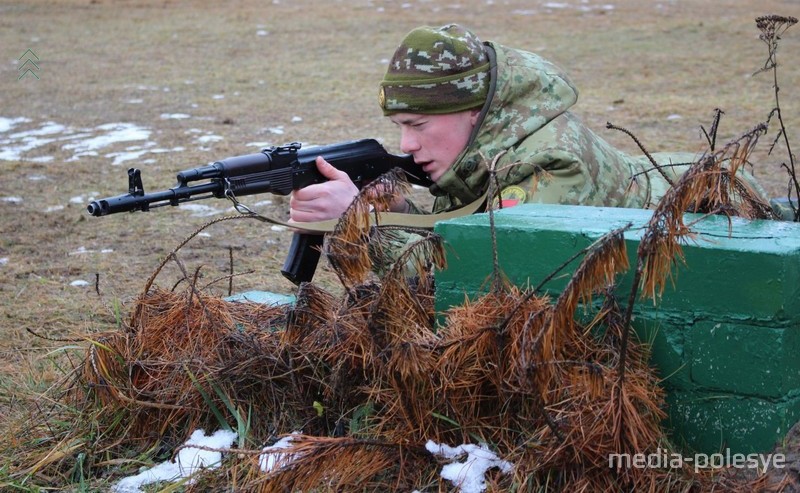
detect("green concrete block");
top-left (633, 315), bottom-right (800, 399)
top-left (631, 312), bottom-right (692, 390)
top-left (433, 204), bottom-right (800, 455)
top-left (435, 204), bottom-right (800, 322)
top-left (664, 390), bottom-right (800, 456)
top-left (689, 322), bottom-right (800, 399)
top-left (435, 206), bottom-right (641, 312)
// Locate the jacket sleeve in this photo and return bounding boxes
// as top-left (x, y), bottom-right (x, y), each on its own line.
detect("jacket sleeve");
top-left (497, 113), bottom-right (653, 209)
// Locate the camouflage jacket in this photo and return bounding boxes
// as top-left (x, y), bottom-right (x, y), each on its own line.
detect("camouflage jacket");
top-left (427, 42), bottom-right (698, 213)
top-left (377, 43), bottom-right (773, 275)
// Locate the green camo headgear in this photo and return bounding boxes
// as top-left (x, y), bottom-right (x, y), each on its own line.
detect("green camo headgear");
top-left (379, 24), bottom-right (490, 116)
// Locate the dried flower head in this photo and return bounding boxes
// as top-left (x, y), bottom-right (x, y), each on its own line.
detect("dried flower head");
top-left (756, 15), bottom-right (797, 70)
top-left (756, 14), bottom-right (798, 41)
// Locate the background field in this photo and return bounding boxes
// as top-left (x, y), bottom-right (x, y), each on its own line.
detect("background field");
top-left (1, 0), bottom-right (799, 486)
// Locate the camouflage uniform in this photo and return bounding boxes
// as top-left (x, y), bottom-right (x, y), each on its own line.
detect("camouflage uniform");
top-left (374, 25), bottom-right (773, 274)
top-left (380, 24), bottom-right (771, 213)
top-left (428, 42), bottom-right (698, 212)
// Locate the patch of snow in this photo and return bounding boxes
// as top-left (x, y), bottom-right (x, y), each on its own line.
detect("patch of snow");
top-left (196, 134), bottom-right (223, 144)
top-left (246, 141), bottom-right (274, 148)
top-left (259, 432), bottom-right (302, 473)
top-left (9, 121), bottom-right (67, 137)
top-left (178, 203), bottom-right (225, 217)
top-left (160, 113), bottom-right (192, 120)
top-left (105, 149), bottom-right (152, 166)
top-left (112, 429), bottom-right (237, 493)
top-left (425, 440), bottom-right (513, 493)
top-left (63, 123), bottom-right (151, 155)
top-left (0, 120), bottom-right (64, 160)
top-left (0, 116), bottom-right (31, 133)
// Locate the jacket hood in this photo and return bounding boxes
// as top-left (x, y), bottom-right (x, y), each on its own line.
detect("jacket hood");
top-left (430, 42), bottom-right (580, 204)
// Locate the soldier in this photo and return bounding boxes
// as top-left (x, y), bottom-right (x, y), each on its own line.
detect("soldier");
top-left (289, 24), bottom-right (775, 245)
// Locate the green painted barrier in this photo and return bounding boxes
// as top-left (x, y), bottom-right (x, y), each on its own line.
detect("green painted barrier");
top-left (434, 204), bottom-right (800, 456)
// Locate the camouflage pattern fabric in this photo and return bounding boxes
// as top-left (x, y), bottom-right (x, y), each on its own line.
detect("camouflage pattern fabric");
top-left (372, 38), bottom-right (775, 276)
top-left (380, 24), bottom-right (491, 115)
top-left (430, 42), bottom-right (699, 212)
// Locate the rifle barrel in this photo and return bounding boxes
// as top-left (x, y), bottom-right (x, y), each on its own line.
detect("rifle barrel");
top-left (86, 182), bottom-right (222, 216)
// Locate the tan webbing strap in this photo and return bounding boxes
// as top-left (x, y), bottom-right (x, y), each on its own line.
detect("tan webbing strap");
top-left (237, 192), bottom-right (488, 233)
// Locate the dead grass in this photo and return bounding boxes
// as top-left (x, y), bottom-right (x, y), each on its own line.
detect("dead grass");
top-left (3, 151), bottom-right (787, 490)
top-left (0, 0), bottom-right (798, 490)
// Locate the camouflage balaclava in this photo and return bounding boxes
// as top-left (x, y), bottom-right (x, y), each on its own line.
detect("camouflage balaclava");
top-left (379, 24), bottom-right (491, 116)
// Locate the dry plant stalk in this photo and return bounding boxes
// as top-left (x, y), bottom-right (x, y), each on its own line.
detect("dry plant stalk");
top-left (31, 162), bottom-right (776, 492)
top-left (756, 14), bottom-right (799, 220)
top-left (24, 115), bottom-right (792, 492)
top-left (324, 168), bottom-right (411, 289)
top-left (80, 288), bottom-right (294, 448)
top-left (637, 124), bottom-right (774, 302)
top-left (254, 435), bottom-right (435, 492)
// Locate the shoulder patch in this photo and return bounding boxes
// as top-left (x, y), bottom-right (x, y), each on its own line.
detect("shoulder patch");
top-left (492, 185), bottom-right (527, 209)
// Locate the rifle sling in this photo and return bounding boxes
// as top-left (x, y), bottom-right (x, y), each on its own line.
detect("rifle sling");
top-left (240, 191), bottom-right (487, 233)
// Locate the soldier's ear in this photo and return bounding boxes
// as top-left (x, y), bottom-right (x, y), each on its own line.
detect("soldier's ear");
top-left (469, 108), bottom-right (481, 126)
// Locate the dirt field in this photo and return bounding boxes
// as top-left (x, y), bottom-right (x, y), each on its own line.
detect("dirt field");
top-left (1, 0), bottom-right (798, 488)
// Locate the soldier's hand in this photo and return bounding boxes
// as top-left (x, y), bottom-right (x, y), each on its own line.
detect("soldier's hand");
top-left (289, 156), bottom-right (359, 222)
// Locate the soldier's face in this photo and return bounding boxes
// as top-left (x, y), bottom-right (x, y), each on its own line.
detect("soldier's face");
top-left (389, 110), bottom-right (480, 182)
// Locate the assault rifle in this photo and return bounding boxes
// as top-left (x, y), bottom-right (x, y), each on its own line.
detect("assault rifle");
top-left (87, 138), bottom-right (432, 284)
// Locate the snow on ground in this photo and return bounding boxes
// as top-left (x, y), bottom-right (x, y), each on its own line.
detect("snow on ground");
top-left (0, 115), bottom-right (244, 214)
top-left (0, 116), bottom-right (30, 132)
top-left (112, 429), bottom-right (238, 493)
top-left (0, 113), bottom-right (301, 282)
top-left (0, 116), bottom-right (265, 167)
top-left (0, 113), bottom-right (309, 167)
top-left (0, 117), bottom-right (154, 164)
top-left (109, 428), bottom-right (513, 493)
top-left (176, 203), bottom-right (228, 217)
top-left (259, 432), bottom-right (303, 472)
top-left (424, 440), bottom-right (514, 493)
top-left (512, 0), bottom-right (615, 15)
